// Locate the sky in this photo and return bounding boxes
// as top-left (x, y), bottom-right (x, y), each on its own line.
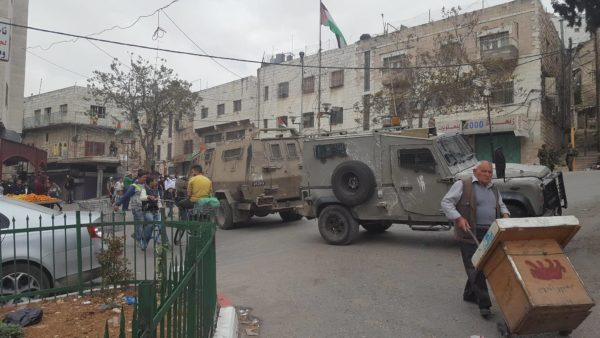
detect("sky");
top-left (24, 0), bottom-right (555, 96)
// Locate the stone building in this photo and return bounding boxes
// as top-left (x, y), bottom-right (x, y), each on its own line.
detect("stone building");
top-left (22, 86), bottom-right (138, 199)
top-left (0, 0), bottom-right (28, 135)
top-left (572, 32), bottom-right (599, 152)
top-left (255, 0), bottom-right (565, 164)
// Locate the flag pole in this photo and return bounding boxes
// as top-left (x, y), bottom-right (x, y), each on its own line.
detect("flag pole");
top-left (317, 0), bottom-right (322, 135)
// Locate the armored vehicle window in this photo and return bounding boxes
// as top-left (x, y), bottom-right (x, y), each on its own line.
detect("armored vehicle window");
top-left (223, 148), bottom-right (243, 161)
top-left (270, 143), bottom-right (283, 160)
top-left (204, 148), bottom-right (215, 163)
top-left (315, 143), bottom-right (346, 159)
top-left (286, 143), bottom-right (298, 158)
top-left (398, 148), bottom-right (436, 173)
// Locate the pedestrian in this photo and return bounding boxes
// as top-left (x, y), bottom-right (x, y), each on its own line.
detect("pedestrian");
top-left (537, 144), bottom-right (548, 167)
top-left (565, 143), bottom-right (578, 172)
top-left (114, 171), bottom-right (148, 250)
top-left (141, 175), bottom-right (163, 245)
top-left (47, 180), bottom-right (63, 211)
top-left (113, 177), bottom-right (124, 203)
top-left (177, 165), bottom-right (212, 220)
top-left (157, 174), bottom-right (165, 199)
top-left (163, 186), bottom-right (175, 219)
top-left (441, 160), bottom-right (510, 319)
top-left (64, 174), bottom-right (75, 204)
top-left (122, 172), bottom-right (134, 211)
top-left (106, 177), bottom-right (115, 200)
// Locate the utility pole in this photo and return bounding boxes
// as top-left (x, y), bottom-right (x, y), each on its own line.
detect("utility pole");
top-left (559, 19), bottom-right (567, 136)
top-left (299, 52), bottom-right (305, 135)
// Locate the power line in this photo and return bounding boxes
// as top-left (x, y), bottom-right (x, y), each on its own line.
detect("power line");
top-left (27, 0), bottom-right (180, 51)
top-left (161, 10), bottom-right (243, 78)
top-left (7, 20), bottom-right (564, 72)
top-left (25, 49), bottom-right (89, 79)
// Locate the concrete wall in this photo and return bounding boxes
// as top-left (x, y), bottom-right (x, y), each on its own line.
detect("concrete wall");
top-left (0, 0), bottom-right (28, 134)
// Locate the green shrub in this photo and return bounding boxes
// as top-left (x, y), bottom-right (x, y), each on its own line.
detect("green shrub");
top-left (0, 322), bottom-right (24, 338)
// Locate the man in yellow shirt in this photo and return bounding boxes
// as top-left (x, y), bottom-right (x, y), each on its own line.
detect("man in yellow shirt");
top-left (177, 164), bottom-right (212, 217)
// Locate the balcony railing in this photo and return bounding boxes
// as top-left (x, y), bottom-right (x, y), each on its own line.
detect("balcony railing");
top-left (23, 114), bottom-right (128, 130)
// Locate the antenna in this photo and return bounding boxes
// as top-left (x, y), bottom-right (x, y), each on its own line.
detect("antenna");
top-left (381, 13), bottom-right (386, 34)
top-left (38, 78), bottom-right (43, 94)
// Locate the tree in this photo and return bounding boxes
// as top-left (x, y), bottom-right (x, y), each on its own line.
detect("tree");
top-left (552, 0), bottom-right (600, 151)
top-left (88, 56), bottom-right (201, 170)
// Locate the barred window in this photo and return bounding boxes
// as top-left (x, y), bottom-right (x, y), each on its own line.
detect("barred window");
top-left (490, 81), bottom-right (514, 105)
top-left (217, 104), bottom-right (225, 116)
top-left (201, 107), bottom-right (208, 119)
top-left (303, 76), bottom-right (315, 93)
top-left (278, 82), bottom-right (289, 98)
top-left (480, 32), bottom-right (509, 53)
top-left (233, 100), bottom-right (242, 112)
top-left (330, 70), bottom-right (344, 88)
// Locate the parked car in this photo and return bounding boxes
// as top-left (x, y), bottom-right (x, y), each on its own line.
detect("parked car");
top-left (0, 196), bottom-right (103, 301)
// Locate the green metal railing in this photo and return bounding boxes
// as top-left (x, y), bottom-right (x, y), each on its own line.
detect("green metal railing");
top-left (0, 209), bottom-right (217, 337)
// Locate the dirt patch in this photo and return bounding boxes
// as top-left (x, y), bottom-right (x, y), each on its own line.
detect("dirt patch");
top-left (0, 292), bottom-right (136, 338)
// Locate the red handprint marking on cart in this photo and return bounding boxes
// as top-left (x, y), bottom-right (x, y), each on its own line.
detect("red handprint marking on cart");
top-left (525, 259), bottom-right (566, 280)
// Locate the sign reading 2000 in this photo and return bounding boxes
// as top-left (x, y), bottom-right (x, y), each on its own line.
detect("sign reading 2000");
top-left (464, 120), bottom-right (485, 129)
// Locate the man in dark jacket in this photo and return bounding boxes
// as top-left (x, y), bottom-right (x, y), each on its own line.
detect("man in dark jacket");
top-left (441, 161), bottom-right (510, 319)
top-left (64, 175), bottom-right (75, 203)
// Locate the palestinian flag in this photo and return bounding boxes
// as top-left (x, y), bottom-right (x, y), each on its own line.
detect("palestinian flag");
top-left (320, 2), bottom-right (347, 48)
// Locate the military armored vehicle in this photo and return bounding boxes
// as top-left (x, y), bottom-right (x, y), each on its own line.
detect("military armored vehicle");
top-left (200, 128), bottom-right (304, 229)
top-left (301, 130), bottom-right (567, 245)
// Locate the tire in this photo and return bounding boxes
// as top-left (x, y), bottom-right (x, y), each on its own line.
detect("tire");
top-left (331, 161), bottom-right (376, 206)
top-left (361, 222), bottom-right (392, 233)
top-left (506, 203), bottom-right (528, 218)
top-left (216, 199), bottom-right (234, 230)
top-left (279, 211), bottom-right (303, 222)
top-left (1, 263), bottom-right (51, 303)
top-left (318, 205), bottom-right (359, 245)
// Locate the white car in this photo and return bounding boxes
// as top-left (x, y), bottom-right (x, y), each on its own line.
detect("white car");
top-left (0, 196), bottom-right (103, 300)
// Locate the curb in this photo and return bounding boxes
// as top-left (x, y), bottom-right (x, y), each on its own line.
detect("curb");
top-left (214, 293), bottom-right (238, 338)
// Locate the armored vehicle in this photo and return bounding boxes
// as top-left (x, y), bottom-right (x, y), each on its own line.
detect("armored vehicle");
top-left (200, 128), bottom-right (304, 229)
top-left (301, 130), bottom-right (567, 245)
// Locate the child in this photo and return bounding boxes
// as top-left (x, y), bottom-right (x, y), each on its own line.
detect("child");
top-left (141, 176), bottom-right (163, 245)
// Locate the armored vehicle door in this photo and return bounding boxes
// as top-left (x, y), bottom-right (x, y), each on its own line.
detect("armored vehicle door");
top-left (390, 145), bottom-right (448, 216)
top-left (260, 139), bottom-right (302, 200)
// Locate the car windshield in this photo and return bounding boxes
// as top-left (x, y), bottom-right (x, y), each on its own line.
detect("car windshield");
top-left (436, 135), bottom-right (476, 166)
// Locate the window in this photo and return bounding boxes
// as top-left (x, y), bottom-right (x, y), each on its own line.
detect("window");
top-left (226, 129), bottom-right (245, 140)
top-left (44, 107), bottom-right (51, 115)
top-left (174, 119), bottom-right (180, 130)
top-left (223, 148), bottom-right (243, 160)
top-left (183, 140), bottom-right (194, 154)
top-left (303, 76), bottom-right (315, 93)
top-left (278, 82), bottom-right (289, 98)
top-left (217, 104), bottom-right (225, 116)
top-left (303, 112), bottom-right (314, 128)
top-left (490, 81), bottom-right (514, 105)
top-left (204, 133), bottom-right (222, 143)
top-left (397, 148), bottom-right (436, 173)
top-left (330, 107), bottom-right (344, 125)
top-left (34, 109), bottom-right (41, 124)
top-left (330, 70), bottom-right (344, 88)
top-left (263, 119), bottom-right (268, 129)
top-left (201, 107), bottom-right (208, 119)
top-left (167, 143), bottom-right (172, 160)
top-left (90, 105), bottom-right (106, 118)
top-left (204, 148), bottom-right (215, 163)
top-left (168, 114), bottom-right (173, 137)
top-left (233, 100), bottom-right (242, 112)
top-left (156, 145), bottom-right (161, 160)
top-left (480, 31), bottom-right (509, 53)
top-left (383, 54), bottom-right (409, 69)
top-left (270, 143), bottom-right (282, 160)
top-left (84, 141), bottom-right (105, 156)
top-left (286, 143), bottom-right (298, 158)
top-left (264, 86), bottom-right (269, 101)
top-left (59, 104), bottom-right (68, 114)
top-left (364, 51), bottom-right (371, 92)
top-left (4, 83), bottom-right (7, 107)
top-left (315, 143), bottom-right (346, 159)
top-left (276, 115), bottom-right (288, 128)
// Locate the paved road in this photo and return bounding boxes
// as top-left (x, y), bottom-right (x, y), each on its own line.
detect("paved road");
top-left (215, 171), bottom-right (600, 337)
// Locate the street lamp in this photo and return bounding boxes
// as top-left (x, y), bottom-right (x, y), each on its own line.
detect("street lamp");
top-left (299, 51), bottom-right (305, 135)
top-left (483, 87), bottom-right (494, 163)
top-left (318, 102), bottom-right (332, 135)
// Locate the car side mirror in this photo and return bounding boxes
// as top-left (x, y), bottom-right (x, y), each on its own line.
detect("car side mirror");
top-left (494, 147), bottom-right (506, 180)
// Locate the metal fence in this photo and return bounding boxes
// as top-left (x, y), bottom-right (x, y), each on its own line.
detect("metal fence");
top-left (0, 209), bottom-right (217, 337)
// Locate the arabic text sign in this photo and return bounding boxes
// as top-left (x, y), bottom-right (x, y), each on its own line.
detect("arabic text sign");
top-left (0, 19), bottom-right (10, 61)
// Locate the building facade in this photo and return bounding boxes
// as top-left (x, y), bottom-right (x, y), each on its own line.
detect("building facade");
top-left (254, 0), bottom-right (564, 164)
top-left (22, 86), bottom-right (138, 199)
top-left (0, 0), bottom-right (28, 135)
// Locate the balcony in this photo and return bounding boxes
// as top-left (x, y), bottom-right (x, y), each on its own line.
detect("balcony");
top-left (480, 38), bottom-right (519, 72)
top-left (381, 69), bottom-right (413, 88)
top-left (23, 113), bottom-right (129, 130)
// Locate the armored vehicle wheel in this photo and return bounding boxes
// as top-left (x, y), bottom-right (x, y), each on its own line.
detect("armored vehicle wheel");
top-left (506, 203), bottom-right (528, 218)
top-left (216, 199), bottom-right (235, 230)
top-left (318, 205), bottom-right (359, 245)
top-left (331, 161), bottom-right (376, 206)
top-left (361, 222), bottom-right (392, 233)
top-left (279, 210), bottom-right (303, 222)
